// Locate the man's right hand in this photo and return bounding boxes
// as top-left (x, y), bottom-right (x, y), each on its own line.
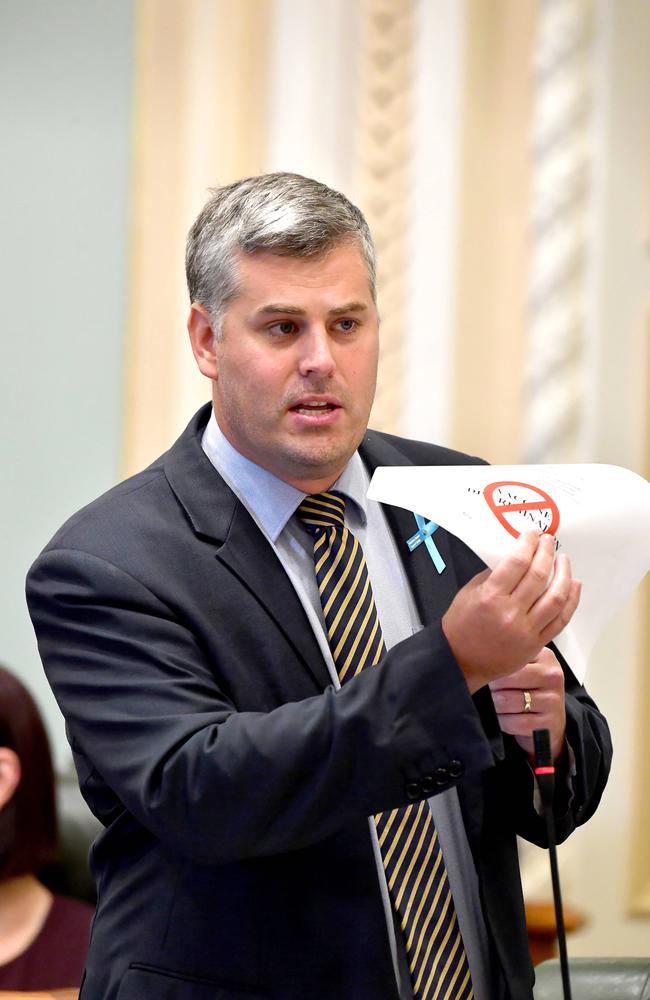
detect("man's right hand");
top-left (441, 531), bottom-right (581, 694)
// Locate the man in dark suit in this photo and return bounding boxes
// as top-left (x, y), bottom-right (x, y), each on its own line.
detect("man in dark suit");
top-left (27, 173), bottom-right (610, 1000)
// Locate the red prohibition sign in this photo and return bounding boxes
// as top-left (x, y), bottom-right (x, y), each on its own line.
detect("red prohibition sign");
top-left (483, 481), bottom-right (560, 539)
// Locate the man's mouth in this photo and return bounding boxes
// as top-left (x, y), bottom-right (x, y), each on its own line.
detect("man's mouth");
top-left (289, 397), bottom-right (341, 416)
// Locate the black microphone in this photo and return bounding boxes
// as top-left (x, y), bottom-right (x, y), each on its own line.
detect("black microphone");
top-left (533, 728), bottom-right (572, 1000)
top-left (533, 727), bottom-right (555, 802)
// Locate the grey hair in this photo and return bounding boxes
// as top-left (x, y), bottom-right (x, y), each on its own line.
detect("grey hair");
top-left (185, 172), bottom-right (377, 337)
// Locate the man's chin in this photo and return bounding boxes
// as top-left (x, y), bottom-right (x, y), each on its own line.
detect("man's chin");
top-left (285, 434), bottom-right (362, 470)
top-left (276, 439), bottom-right (361, 487)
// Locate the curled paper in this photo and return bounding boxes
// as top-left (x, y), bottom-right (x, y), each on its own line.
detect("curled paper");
top-left (368, 464), bottom-right (650, 681)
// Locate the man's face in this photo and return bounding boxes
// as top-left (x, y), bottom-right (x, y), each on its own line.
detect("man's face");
top-left (191, 242), bottom-right (379, 492)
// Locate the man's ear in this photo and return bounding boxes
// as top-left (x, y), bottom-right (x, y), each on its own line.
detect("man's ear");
top-left (0, 748), bottom-right (21, 810)
top-left (188, 303), bottom-right (219, 380)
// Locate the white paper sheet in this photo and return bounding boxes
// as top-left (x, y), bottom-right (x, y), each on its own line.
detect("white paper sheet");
top-left (367, 464), bottom-right (650, 681)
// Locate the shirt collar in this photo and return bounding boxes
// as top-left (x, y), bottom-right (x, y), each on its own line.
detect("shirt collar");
top-left (201, 410), bottom-right (369, 542)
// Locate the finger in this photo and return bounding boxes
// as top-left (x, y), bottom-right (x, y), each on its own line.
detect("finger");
top-left (489, 649), bottom-right (558, 684)
top-left (491, 688), bottom-right (557, 715)
top-left (486, 531), bottom-right (541, 595)
top-left (489, 663), bottom-right (542, 691)
top-left (509, 533), bottom-right (557, 608)
top-left (496, 713), bottom-right (558, 739)
top-left (528, 553), bottom-right (573, 632)
top-left (539, 579), bottom-right (582, 644)
top-left (527, 646), bottom-right (558, 668)
top-left (489, 650), bottom-right (564, 692)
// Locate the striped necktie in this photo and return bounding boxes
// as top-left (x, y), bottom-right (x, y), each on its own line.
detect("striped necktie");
top-left (297, 492), bottom-right (473, 1000)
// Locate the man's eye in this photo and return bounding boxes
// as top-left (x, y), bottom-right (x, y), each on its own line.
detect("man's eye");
top-left (270, 321), bottom-right (297, 335)
top-left (337, 319), bottom-right (357, 332)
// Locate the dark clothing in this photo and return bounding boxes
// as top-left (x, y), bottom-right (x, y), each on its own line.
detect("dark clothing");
top-left (0, 893), bottom-right (93, 990)
top-left (26, 405), bottom-right (612, 1000)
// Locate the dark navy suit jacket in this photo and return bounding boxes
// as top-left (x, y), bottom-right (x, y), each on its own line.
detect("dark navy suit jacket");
top-left (27, 405), bottom-right (611, 1000)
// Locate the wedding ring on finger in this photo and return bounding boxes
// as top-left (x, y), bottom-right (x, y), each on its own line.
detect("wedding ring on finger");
top-left (523, 690), bottom-right (533, 713)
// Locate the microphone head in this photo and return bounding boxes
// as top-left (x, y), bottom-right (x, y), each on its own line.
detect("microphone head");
top-left (533, 728), bottom-right (553, 769)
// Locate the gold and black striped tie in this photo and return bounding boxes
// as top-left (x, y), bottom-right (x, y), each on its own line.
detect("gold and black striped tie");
top-left (297, 491), bottom-right (473, 1000)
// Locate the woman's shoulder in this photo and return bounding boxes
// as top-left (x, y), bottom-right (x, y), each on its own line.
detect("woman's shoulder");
top-left (0, 894), bottom-right (93, 991)
top-left (48, 894), bottom-right (94, 924)
top-left (39, 894), bottom-right (94, 949)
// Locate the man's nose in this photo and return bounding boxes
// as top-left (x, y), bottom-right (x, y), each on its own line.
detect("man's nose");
top-left (297, 327), bottom-right (336, 377)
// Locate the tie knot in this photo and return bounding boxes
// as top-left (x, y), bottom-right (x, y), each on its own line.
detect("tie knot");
top-left (296, 492), bottom-right (346, 533)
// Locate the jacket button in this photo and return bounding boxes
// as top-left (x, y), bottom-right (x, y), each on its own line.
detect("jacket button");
top-left (420, 775), bottom-right (436, 796)
top-left (448, 760), bottom-right (464, 779)
top-left (406, 782), bottom-right (421, 800)
top-left (433, 767), bottom-right (449, 786)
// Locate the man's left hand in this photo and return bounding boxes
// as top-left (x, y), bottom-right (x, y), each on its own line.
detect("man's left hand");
top-left (489, 648), bottom-right (566, 762)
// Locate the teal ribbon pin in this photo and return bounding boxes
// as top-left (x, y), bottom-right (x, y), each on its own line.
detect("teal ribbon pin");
top-left (406, 514), bottom-right (446, 574)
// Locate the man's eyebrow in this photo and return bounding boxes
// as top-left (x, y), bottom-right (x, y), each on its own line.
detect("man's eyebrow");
top-left (255, 304), bottom-right (306, 316)
top-left (328, 302), bottom-right (368, 316)
top-left (255, 301), bottom-right (369, 317)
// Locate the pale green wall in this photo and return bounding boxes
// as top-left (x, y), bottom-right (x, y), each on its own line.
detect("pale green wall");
top-left (0, 0), bottom-right (135, 769)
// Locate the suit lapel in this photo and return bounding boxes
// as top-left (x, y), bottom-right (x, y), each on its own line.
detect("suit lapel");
top-left (215, 502), bottom-right (331, 690)
top-left (359, 432), bottom-right (461, 624)
top-left (163, 405), bottom-right (330, 692)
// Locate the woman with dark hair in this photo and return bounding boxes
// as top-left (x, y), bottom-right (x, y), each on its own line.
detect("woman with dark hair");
top-left (0, 664), bottom-right (93, 990)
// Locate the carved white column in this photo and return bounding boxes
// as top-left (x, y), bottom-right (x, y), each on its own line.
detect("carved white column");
top-left (520, 0), bottom-right (598, 906)
top-left (354, 0), bottom-right (416, 435)
top-left (523, 0), bottom-right (597, 463)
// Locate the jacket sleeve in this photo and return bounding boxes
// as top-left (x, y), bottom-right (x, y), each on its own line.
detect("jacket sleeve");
top-left (482, 650), bottom-right (612, 846)
top-left (26, 546), bottom-right (495, 865)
